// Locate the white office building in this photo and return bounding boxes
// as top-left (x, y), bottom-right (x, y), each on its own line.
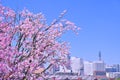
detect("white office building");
top-left (70, 57), bottom-right (84, 75)
top-left (93, 61), bottom-right (105, 71)
top-left (84, 61), bottom-right (94, 75)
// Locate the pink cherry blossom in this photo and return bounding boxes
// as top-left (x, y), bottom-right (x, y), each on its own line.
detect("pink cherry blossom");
top-left (0, 4), bottom-right (79, 79)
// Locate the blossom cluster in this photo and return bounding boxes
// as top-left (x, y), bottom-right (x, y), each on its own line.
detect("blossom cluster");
top-left (0, 4), bottom-right (79, 79)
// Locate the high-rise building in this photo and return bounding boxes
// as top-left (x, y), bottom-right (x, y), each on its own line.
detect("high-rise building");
top-left (93, 61), bottom-right (105, 71)
top-left (93, 51), bottom-right (105, 72)
top-left (93, 61), bottom-right (106, 78)
top-left (84, 61), bottom-right (93, 75)
top-left (92, 52), bottom-right (106, 77)
top-left (70, 57), bottom-right (84, 75)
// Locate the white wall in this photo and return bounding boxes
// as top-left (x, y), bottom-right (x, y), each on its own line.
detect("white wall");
top-left (70, 57), bottom-right (84, 75)
top-left (93, 61), bottom-right (105, 71)
top-left (84, 61), bottom-right (93, 75)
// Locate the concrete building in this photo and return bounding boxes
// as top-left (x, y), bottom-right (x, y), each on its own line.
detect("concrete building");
top-left (92, 61), bottom-right (106, 79)
top-left (84, 61), bottom-right (93, 76)
top-left (106, 65), bottom-right (117, 72)
top-left (93, 61), bottom-right (105, 72)
top-left (70, 57), bottom-right (84, 75)
top-left (106, 65), bottom-right (120, 78)
top-left (106, 72), bottom-right (120, 78)
top-left (113, 64), bottom-right (120, 72)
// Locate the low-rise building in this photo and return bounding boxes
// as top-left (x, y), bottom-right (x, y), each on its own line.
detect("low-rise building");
top-left (106, 72), bottom-right (120, 78)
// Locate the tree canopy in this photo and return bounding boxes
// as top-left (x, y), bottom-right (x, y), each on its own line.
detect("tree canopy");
top-left (0, 4), bottom-right (79, 79)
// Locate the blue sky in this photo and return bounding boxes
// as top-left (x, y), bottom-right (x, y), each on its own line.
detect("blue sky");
top-left (1, 0), bottom-right (120, 65)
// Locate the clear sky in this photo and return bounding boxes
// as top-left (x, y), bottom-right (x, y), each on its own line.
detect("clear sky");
top-left (1, 0), bottom-right (120, 65)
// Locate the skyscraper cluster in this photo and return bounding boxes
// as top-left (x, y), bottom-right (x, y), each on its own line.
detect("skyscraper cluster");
top-left (51, 52), bottom-right (120, 79)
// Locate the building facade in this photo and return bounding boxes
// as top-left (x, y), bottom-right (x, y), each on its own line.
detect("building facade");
top-left (70, 57), bottom-right (84, 75)
top-left (84, 61), bottom-right (93, 76)
top-left (93, 61), bottom-right (105, 71)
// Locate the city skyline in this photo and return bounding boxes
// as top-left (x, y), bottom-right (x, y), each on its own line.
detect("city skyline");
top-left (1, 0), bottom-right (120, 64)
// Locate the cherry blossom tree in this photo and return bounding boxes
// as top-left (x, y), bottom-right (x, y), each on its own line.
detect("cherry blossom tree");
top-left (0, 4), bottom-right (79, 80)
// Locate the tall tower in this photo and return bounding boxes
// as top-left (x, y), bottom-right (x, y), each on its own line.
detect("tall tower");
top-left (99, 51), bottom-right (101, 61)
